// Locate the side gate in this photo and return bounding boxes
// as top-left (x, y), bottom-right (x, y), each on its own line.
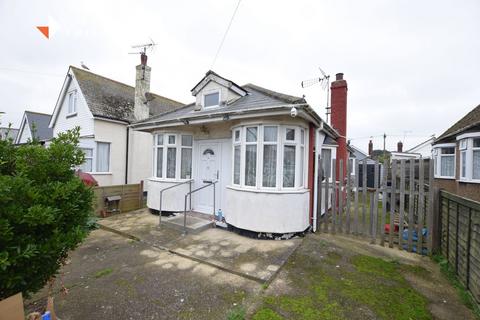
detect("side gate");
top-left (316, 157), bottom-right (435, 255)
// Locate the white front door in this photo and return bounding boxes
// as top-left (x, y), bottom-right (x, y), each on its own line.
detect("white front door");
top-left (195, 142), bottom-right (221, 214)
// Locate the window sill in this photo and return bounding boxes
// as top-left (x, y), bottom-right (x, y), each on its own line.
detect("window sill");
top-left (434, 176), bottom-right (455, 180)
top-left (148, 177), bottom-right (192, 183)
top-left (66, 112), bottom-right (77, 118)
top-left (458, 179), bottom-right (480, 184)
top-left (226, 185), bottom-right (309, 194)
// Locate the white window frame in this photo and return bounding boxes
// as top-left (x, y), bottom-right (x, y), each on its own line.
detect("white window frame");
top-left (456, 133), bottom-right (480, 183)
top-left (231, 123), bottom-right (308, 191)
top-left (202, 89), bottom-right (221, 109)
top-left (95, 141), bottom-right (111, 173)
top-left (67, 90), bottom-right (77, 116)
top-left (433, 143), bottom-right (456, 179)
top-left (152, 132), bottom-right (193, 181)
top-left (79, 148), bottom-right (93, 173)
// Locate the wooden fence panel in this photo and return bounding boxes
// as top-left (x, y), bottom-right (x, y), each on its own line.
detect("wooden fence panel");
top-left (92, 183), bottom-right (144, 216)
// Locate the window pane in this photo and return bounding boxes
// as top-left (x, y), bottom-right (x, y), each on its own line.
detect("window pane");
top-left (167, 148), bottom-right (176, 178)
top-left (82, 148), bottom-right (92, 157)
top-left (264, 126), bottom-right (277, 142)
top-left (245, 145), bottom-right (257, 186)
top-left (441, 147), bottom-right (454, 154)
top-left (440, 155), bottom-right (454, 177)
top-left (181, 148), bottom-right (192, 179)
top-left (299, 146), bottom-right (304, 186)
top-left (80, 148), bottom-right (93, 172)
top-left (157, 134), bottom-right (163, 145)
top-left (474, 139), bottom-right (480, 148)
top-left (204, 92), bottom-right (219, 107)
top-left (246, 127), bottom-right (257, 142)
top-left (283, 145), bottom-right (296, 187)
top-left (322, 149), bottom-right (332, 179)
top-left (263, 145), bottom-right (277, 187)
top-left (234, 145), bottom-right (241, 184)
top-left (234, 130), bottom-right (240, 142)
top-left (474, 150), bottom-right (480, 179)
top-left (301, 129), bottom-right (305, 144)
top-left (286, 128), bottom-right (295, 141)
top-left (181, 135), bottom-right (193, 146)
top-left (156, 147), bottom-right (163, 178)
top-left (96, 142), bottom-right (110, 172)
top-left (168, 135), bottom-right (176, 144)
top-left (461, 151), bottom-right (466, 178)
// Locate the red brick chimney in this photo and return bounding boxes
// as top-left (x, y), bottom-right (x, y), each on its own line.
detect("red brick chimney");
top-left (397, 141), bottom-right (403, 152)
top-left (331, 73), bottom-right (348, 181)
top-left (368, 140), bottom-right (373, 155)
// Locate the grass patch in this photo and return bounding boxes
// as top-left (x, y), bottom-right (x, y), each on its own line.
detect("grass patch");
top-left (432, 254), bottom-right (480, 319)
top-left (226, 306), bottom-right (246, 320)
top-left (93, 267), bottom-right (113, 278)
top-left (253, 252), bottom-right (432, 320)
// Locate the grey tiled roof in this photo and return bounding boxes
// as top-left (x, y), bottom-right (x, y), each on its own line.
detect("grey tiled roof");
top-left (134, 83), bottom-right (307, 125)
top-left (25, 111), bottom-right (53, 141)
top-left (436, 104), bottom-right (480, 143)
top-left (71, 66), bottom-right (185, 123)
top-left (0, 127), bottom-right (19, 141)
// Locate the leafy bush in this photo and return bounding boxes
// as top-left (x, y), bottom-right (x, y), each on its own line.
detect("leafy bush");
top-left (0, 127), bottom-right (94, 299)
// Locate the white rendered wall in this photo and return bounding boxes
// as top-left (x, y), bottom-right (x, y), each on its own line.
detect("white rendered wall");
top-left (128, 130), bottom-right (153, 185)
top-left (93, 119), bottom-right (127, 186)
top-left (224, 188), bottom-right (310, 233)
top-left (147, 180), bottom-right (192, 212)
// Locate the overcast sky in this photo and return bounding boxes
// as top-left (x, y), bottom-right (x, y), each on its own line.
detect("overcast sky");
top-left (0, 0), bottom-right (479, 152)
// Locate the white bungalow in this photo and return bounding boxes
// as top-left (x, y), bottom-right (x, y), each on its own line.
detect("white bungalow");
top-left (131, 71), bottom-right (343, 234)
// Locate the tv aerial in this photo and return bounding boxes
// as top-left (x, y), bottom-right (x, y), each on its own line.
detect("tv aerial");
top-left (129, 39), bottom-right (157, 78)
top-left (301, 67), bottom-right (331, 123)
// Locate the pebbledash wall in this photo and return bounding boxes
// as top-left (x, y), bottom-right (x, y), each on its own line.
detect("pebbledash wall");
top-left (434, 145), bottom-right (480, 203)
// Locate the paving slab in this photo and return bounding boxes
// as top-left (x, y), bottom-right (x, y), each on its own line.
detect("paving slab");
top-left (172, 228), bottom-right (302, 282)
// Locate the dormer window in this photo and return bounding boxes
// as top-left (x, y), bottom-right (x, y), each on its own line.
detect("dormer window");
top-left (204, 91), bottom-right (220, 108)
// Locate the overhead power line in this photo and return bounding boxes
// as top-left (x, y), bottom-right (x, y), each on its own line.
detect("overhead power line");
top-left (210, 0), bottom-right (242, 69)
top-left (0, 67), bottom-right (63, 78)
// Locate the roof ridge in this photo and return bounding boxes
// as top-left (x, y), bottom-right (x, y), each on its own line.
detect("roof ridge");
top-left (436, 104), bottom-right (480, 142)
top-left (24, 110), bottom-right (52, 117)
top-left (70, 66), bottom-right (185, 106)
top-left (242, 83), bottom-right (305, 103)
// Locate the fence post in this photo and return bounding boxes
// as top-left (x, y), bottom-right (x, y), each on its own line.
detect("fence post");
top-left (398, 160), bottom-right (406, 250)
top-left (418, 160), bottom-right (425, 253)
top-left (467, 208), bottom-right (472, 289)
top-left (389, 160), bottom-right (397, 248)
top-left (380, 159), bottom-right (388, 246)
top-left (407, 160), bottom-right (415, 252)
top-left (354, 159), bottom-right (360, 235)
top-left (323, 174), bottom-right (330, 233)
top-left (346, 159), bottom-right (351, 234)
top-left (317, 155), bottom-right (323, 232)
top-left (339, 160), bottom-right (344, 233)
top-left (371, 160), bottom-right (379, 244)
top-left (428, 159), bottom-right (436, 254)
top-left (362, 159), bottom-right (367, 236)
top-left (332, 161), bottom-right (337, 235)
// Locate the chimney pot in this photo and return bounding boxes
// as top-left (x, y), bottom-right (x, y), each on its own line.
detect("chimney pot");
top-left (335, 73), bottom-right (344, 81)
top-left (140, 53), bottom-right (148, 66)
top-left (368, 140), bottom-right (373, 155)
top-left (397, 141), bottom-right (403, 153)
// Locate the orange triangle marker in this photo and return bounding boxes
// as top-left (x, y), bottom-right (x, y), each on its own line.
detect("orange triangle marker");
top-left (36, 26), bottom-right (49, 39)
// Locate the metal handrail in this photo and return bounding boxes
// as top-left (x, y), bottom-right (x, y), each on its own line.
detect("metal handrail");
top-left (182, 180), bottom-right (218, 235)
top-left (159, 179), bottom-right (193, 227)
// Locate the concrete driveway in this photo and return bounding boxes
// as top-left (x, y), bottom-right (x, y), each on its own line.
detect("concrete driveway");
top-left (26, 209), bottom-right (302, 319)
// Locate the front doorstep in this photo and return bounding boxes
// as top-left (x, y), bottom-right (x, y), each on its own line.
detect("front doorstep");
top-left (162, 212), bottom-right (213, 234)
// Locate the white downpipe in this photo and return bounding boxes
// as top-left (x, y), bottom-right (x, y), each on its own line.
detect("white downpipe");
top-left (313, 129), bottom-right (326, 232)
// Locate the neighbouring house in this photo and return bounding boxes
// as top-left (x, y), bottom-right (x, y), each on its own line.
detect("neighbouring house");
top-left (131, 71), bottom-right (350, 234)
top-left (48, 55), bottom-right (184, 186)
top-left (432, 104), bottom-right (480, 202)
top-left (391, 135), bottom-right (435, 160)
top-left (14, 111), bottom-right (53, 145)
top-left (0, 127), bottom-right (19, 141)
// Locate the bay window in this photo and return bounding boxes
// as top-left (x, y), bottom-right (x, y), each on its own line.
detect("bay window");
top-left (154, 133), bottom-right (193, 180)
top-left (232, 124), bottom-right (307, 190)
top-left (457, 135), bottom-right (480, 182)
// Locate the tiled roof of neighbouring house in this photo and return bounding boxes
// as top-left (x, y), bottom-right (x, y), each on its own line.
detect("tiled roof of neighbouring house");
top-left (436, 104), bottom-right (480, 143)
top-left (0, 127), bottom-right (19, 141)
top-left (25, 111), bottom-right (53, 141)
top-left (133, 82), bottom-right (307, 125)
top-left (70, 66), bottom-right (185, 123)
